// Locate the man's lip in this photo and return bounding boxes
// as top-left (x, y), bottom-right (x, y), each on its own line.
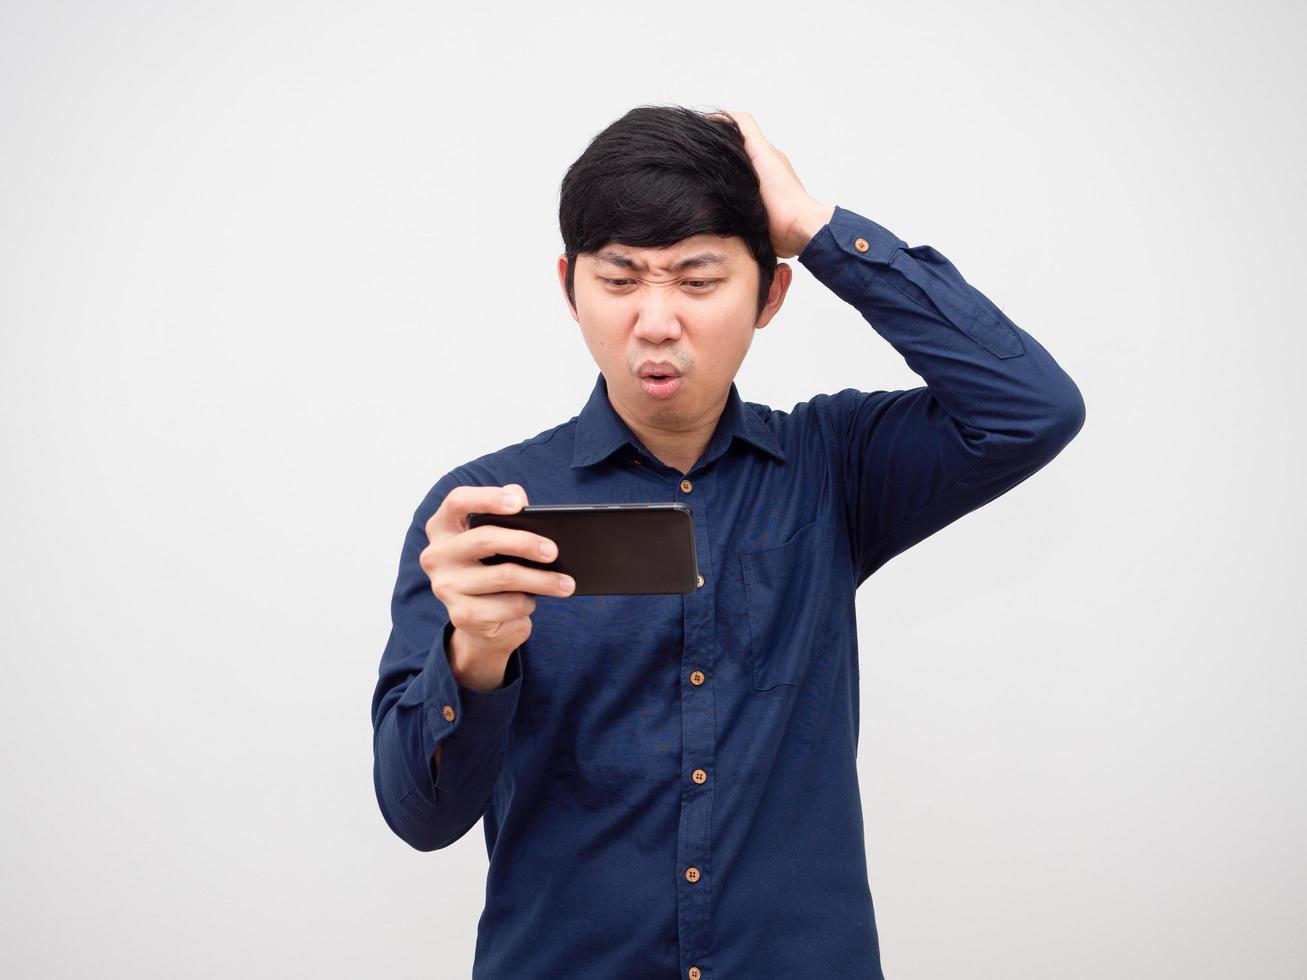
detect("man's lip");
top-left (640, 374), bottom-right (683, 398)
top-left (638, 362), bottom-right (682, 377)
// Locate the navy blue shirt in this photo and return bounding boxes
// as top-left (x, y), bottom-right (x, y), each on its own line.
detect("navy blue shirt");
top-left (371, 205), bottom-right (1085, 979)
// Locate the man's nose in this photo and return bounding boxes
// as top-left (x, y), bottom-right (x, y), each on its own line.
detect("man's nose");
top-left (633, 286), bottom-right (682, 342)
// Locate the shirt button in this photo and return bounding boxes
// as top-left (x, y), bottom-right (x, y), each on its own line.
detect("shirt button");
top-left (441, 704), bottom-right (456, 722)
top-left (690, 670), bottom-right (705, 685)
top-left (691, 768), bottom-right (707, 784)
top-left (853, 237), bottom-right (869, 252)
top-left (680, 478), bottom-right (693, 493)
top-left (689, 968), bottom-right (702, 980)
top-left (685, 866), bottom-right (701, 883)
top-left (696, 574), bottom-right (704, 588)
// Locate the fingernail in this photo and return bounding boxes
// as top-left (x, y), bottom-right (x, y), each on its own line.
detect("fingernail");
top-left (558, 575), bottom-right (574, 593)
top-left (540, 541), bottom-right (556, 559)
top-left (502, 494), bottom-right (520, 509)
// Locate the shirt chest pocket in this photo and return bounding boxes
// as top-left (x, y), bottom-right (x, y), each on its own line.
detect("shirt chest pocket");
top-left (739, 518), bottom-right (836, 691)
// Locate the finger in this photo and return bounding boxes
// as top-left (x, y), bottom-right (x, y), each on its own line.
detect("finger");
top-left (428, 483), bottom-right (530, 538)
top-left (458, 591), bottom-right (538, 631)
top-left (455, 524), bottom-right (559, 564)
top-left (728, 111), bottom-right (767, 148)
top-left (463, 560), bottom-right (575, 598)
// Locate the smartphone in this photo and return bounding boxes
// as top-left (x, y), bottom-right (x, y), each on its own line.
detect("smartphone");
top-left (466, 502), bottom-right (699, 595)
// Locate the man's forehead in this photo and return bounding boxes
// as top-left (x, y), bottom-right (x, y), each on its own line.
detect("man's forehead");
top-left (587, 234), bottom-right (744, 273)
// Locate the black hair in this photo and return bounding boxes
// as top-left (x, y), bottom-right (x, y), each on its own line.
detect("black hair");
top-left (558, 104), bottom-right (776, 320)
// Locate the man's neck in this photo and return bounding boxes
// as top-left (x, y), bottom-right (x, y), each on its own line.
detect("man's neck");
top-left (612, 391), bottom-right (726, 476)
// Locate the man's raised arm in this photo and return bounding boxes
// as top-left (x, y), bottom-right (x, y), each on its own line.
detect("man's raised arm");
top-left (713, 109), bottom-right (1084, 584)
top-left (797, 205), bottom-right (1085, 582)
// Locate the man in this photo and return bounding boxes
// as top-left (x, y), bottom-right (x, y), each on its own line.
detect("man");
top-left (371, 106), bottom-right (1085, 979)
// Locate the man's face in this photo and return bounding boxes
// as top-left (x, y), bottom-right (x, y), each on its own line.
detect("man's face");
top-left (557, 233), bottom-right (790, 431)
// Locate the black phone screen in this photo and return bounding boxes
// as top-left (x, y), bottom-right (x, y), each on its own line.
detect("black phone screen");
top-left (466, 502), bottom-right (698, 596)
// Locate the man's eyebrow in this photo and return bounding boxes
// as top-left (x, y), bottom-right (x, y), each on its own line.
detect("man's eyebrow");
top-left (593, 250), bottom-right (729, 273)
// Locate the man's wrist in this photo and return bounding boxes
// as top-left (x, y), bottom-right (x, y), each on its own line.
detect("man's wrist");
top-left (447, 626), bottom-right (511, 692)
top-left (787, 200), bottom-right (835, 256)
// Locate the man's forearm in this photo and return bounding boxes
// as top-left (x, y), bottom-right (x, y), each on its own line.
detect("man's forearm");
top-left (432, 628), bottom-right (516, 777)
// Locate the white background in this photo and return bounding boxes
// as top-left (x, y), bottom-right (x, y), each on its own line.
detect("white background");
top-left (2, 1), bottom-right (1303, 977)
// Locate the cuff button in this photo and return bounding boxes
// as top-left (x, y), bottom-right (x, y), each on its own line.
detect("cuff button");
top-left (853, 237), bottom-right (870, 253)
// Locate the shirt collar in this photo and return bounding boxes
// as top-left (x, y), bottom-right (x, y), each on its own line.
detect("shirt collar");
top-left (571, 371), bottom-right (787, 470)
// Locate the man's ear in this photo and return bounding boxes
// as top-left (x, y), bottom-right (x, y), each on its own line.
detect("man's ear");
top-left (557, 254), bottom-right (579, 322)
top-left (753, 262), bottom-right (793, 330)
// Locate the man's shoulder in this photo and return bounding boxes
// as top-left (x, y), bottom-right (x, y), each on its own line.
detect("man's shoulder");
top-left (442, 416), bottom-right (579, 487)
top-left (737, 388), bottom-right (907, 466)
top-left (741, 389), bottom-right (870, 431)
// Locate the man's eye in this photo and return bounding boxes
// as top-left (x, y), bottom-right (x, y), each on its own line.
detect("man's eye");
top-left (602, 278), bottom-right (716, 289)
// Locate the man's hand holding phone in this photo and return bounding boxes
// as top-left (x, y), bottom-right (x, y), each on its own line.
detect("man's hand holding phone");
top-left (420, 483), bottom-right (575, 693)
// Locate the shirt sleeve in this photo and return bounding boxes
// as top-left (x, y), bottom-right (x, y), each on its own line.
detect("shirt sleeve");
top-left (797, 205), bottom-right (1086, 586)
top-left (370, 467), bottom-right (524, 851)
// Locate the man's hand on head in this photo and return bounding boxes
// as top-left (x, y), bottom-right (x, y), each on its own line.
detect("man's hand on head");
top-left (707, 110), bottom-right (834, 259)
